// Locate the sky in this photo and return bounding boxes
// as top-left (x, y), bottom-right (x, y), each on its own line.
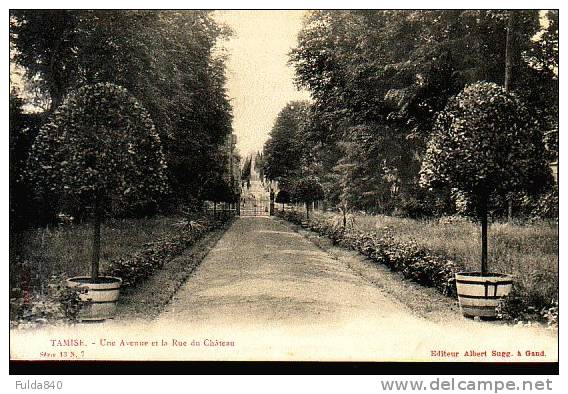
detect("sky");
top-left (213, 11), bottom-right (311, 157)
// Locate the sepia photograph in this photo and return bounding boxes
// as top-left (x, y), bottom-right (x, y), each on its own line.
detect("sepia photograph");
top-left (8, 7), bottom-right (559, 374)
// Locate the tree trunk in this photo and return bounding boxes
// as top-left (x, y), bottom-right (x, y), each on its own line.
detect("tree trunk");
top-left (504, 12), bottom-right (515, 222)
top-left (504, 12), bottom-right (515, 91)
top-left (507, 199), bottom-right (513, 222)
top-left (48, 33), bottom-right (67, 113)
top-left (305, 201), bottom-right (309, 219)
top-left (91, 200), bottom-right (102, 282)
top-left (481, 197), bottom-right (488, 276)
top-left (343, 208), bottom-right (347, 229)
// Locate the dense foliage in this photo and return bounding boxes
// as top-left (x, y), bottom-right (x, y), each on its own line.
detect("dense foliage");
top-left (9, 92), bottom-right (45, 230)
top-left (291, 176), bottom-right (324, 203)
top-left (290, 176), bottom-right (325, 218)
top-left (201, 174), bottom-right (236, 205)
top-left (27, 82), bottom-right (169, 280)
top-left (420, 82), bottom-right (550, 274)
top-left (275, 190), bottom-right (291, 205)
top-left (28, 83), bottom-right (169, 215)
top-left (241, 155), bottom-right (252, 186)
top-left (263, 101), bottom-right (311, 182)
top-left (420, 82), bottom-right (551, 215)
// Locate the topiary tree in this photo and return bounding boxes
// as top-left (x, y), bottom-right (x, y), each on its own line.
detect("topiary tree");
top-left (28, 82), bottom-right (168, 282)
top-left (275, 190), bottom-right (291, 210)
top-left (420, 81), bottom-right (550, 275)
top-left (292, 176), bottom-right (325, 219)
top-left (201, 175), bottom-right (235, 218)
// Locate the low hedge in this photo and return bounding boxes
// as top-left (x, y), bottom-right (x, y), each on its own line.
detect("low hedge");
top-left (276, 210), bottom-right (557, 326)
top-left (103, 215), bottom-right (231, 287)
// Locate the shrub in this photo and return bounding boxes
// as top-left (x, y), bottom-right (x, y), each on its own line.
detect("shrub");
top-left (498, 291), bottom-right (558, 328)
top-left (277, 210), bottom-right (460, 296)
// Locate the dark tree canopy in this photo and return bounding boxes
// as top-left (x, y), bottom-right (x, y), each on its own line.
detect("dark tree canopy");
top-left (241, 155), bottom-right (252, 183)
top-left (202, 175), bottom-right (235, 204)
top-left (275, 190), bottom-right (291, 204)
top-left (9, 92), bottom-right (46, 229)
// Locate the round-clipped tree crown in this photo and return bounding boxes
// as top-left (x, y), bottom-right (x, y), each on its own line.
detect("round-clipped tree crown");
top-left (275, 190), bottom-right (291, 204)
top-left (28, 82), bottom-right (168, 210)
top-left (292, 176), bottom-right (325, 203)
top-left (420, 81), bottom-right (549, 208)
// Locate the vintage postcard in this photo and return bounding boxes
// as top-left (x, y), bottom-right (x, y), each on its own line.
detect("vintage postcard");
top-left (9, 9), bottom-right (558, 369)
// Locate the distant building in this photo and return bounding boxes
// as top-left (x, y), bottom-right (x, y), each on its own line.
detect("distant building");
top-left (240, 154), bottom-right (270, 216)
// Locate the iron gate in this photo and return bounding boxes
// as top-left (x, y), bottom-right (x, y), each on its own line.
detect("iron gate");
top-left (240, 193), bottom-right (270, 216)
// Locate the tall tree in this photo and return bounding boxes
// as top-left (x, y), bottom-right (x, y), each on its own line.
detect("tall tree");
top-left (9, 91), bottom-right (45, 230)
top-left (10, 11), bottom-right (81, 110)
top-left (263, 101), bottom-right (311, 182)
top-left (241, 155), bottom-right (252, 186)
top-left (336, 124), bottom-right (404, 213)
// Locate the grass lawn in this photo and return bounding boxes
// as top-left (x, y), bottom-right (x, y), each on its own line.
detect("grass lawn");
top-left (316, 212), bottom-right (558, 306)
top-left (10, 215), bottom-right (181, 293)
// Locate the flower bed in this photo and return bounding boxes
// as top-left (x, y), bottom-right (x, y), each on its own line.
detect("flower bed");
top-left (10, 274), bottom-right (87, 328)
top-left (276, 209), bottom-right (557, 326)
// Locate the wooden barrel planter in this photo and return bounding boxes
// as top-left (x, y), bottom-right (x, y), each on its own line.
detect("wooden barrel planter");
top-left (66, 276), bottom-right (122, 321)
top-left (455, 272), bottom-right (513, 318)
